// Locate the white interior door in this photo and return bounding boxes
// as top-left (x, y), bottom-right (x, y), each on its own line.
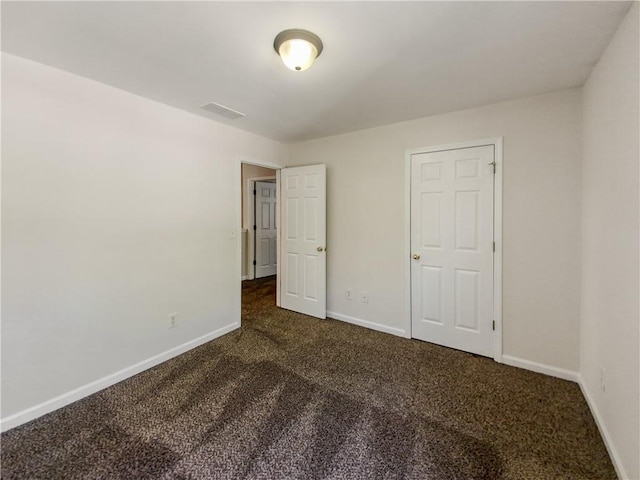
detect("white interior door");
top-left (411, 145), bottom-right (495, 357)
top-left (281, 165), bottom-right (326, 319)
top-left (254, 181), bottom-right (277, 278)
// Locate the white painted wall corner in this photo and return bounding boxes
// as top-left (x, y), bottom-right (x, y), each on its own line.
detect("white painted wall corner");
top-left (578, 376), bottom-right (628, 480)
top-left (485, 356), bottom-right (626, 477)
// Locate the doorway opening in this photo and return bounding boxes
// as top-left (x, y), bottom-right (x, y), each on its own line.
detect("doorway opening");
top-left (239, 160), bottom-right (327, 327)
top-left (241, 162), bottom-right (280, 321)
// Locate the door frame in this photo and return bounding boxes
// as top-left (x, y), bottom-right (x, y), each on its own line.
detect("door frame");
top-left (246, 176), bottom-right (277, 281)
top-left (404, 137), bottom-right (503, 362)
top-left (238, 157), bottom-right (283, 308)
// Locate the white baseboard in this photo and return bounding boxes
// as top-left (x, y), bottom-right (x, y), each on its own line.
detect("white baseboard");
top-left (0, 322), bottom-right (240, 433)
top-left (578, 375), bottom-right (628, 480)
top-left (488, 357), bottom-right (629, 475)
top-left (501, 355), bottom-right (579, 382)
top-left (241, 275), bottom-right (247, 281)
top-left (327, 311), bottom-right (406, 337)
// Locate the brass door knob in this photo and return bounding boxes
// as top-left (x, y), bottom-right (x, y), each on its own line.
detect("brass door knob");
top-left (317, 246), bottom-right (325, 252)
top-left (412, 253), bottom-right (420, 260)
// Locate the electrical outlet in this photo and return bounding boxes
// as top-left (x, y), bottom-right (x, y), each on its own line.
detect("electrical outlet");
top-left (600, 366), bottom-right (606, 392)
top-left (169, 313), bottom-right (178, 329)
top-left (346, 289), bottom-right (352, 300)
top-left (361, 292), bottom-right (369, 304)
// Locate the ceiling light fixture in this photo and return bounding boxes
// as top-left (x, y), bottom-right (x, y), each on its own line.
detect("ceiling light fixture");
top-left (273, 29), bottom-right (323, 72)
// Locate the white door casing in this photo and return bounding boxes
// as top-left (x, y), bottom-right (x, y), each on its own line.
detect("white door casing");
top-left (410, 144), bottom-right (495, 357)
top-left (280, 165), bottom-right (327, 319)
top-left (254, 181), bottom-right (277, 278)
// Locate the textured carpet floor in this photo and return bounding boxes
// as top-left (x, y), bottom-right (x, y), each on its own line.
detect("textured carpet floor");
top-left (1, 277), bottom-right (615, 479)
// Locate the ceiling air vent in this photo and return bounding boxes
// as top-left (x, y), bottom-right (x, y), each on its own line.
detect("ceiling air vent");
top-left (200, 101), bottom-right (246, 120)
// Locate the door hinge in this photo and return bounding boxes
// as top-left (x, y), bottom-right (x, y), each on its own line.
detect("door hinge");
top-left (253, 189), bottom-right (257, 195)
top-left (493, 241), bottom-right (496, 252)
top-left (253, 225), bottom-right (257, 231)
top-left (253, 260), bottom-right (256, 266)
top-left (489, 161), bottom-right (497, 174)
top-left (492, 320), bottom-right (496, 331)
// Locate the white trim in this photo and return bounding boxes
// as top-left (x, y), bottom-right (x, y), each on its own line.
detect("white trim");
top-left (404, 137), bottom-right (504, 359)
top-left (275, 169), bottom-right (282, 307)
top-left (246, 176), bottom-right (254, 280)
top-left (0, 322), bottom-right (239, 433)
top-left (577, 375), bottom-right (628, 480)
top-left (327, 311), bottom-right (406, 337)
top-left (240, 227), bottom-right (248, 281)
top-left (238, 156), bottom-right (283, 171)
top-left (405, 137), bottom-right (504, 157)
top-left (403, 149), bottom-right (412, 340)
top-left (502, 355), bottom-right (578, 382)
top-left (236, 157), bottom-right (244, 289)
top-left (493, 138), bottom-right (503, 362)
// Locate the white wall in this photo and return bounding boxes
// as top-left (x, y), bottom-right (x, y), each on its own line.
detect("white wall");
top-left (1, 53), bottom-right (287, 420)
top-left (289, 88), bottom-right (583, 372)
top-left (581, 4), bottom-right (639, 479)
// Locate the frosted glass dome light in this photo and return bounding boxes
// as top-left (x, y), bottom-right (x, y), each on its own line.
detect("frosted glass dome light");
top-left (274, 29), bottom-right (323, 72)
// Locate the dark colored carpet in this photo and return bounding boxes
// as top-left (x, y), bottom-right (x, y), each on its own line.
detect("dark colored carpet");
top-left (1, 277), bottom-right (615, 479)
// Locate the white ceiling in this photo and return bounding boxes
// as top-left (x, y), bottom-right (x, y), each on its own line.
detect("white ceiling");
top-left (1, 1), bottom-right (631, 143)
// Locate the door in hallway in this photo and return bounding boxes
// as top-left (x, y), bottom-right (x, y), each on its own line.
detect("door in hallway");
top-left (255, 181), bottom-right (277, 278)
